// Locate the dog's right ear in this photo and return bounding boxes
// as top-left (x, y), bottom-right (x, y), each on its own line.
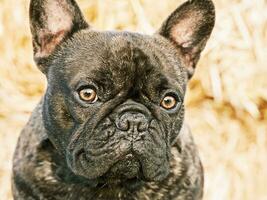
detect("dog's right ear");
top-left (30, 0), bottom-right (89, 73)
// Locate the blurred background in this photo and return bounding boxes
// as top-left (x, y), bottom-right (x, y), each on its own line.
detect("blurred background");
top-left (0, 0), bottom-right (267, 199)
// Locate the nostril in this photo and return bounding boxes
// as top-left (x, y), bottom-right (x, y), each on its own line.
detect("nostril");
top-left (116, 117), bottom-right (130, 131)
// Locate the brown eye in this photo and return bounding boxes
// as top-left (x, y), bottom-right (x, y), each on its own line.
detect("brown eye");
top-left (161, 95), bottom-right (177, 110)
top-left (78, 88), bottom-right (98, 103)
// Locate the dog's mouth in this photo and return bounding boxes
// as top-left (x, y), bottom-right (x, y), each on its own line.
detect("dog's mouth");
top-left (106, 153), bottom-right (141, 178)
top-left (70, 152), bottom-right (145, 190)
top-left (67, 136), bottom-right (171, 185)
top-left (79, 152), bottom-right (143, 179)
top-left (69, 132), bottom-right (170, 183)
top-left (95, 154), bottom-right (149, 191)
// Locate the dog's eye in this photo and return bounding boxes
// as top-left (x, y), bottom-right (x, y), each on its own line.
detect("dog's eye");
top-left (161, 95), bottom-right (177, 110)
top-left (78, 88), bottom-right (98, 103)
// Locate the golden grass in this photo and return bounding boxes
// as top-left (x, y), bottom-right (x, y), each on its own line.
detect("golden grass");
top-left (0, 0), bottom-right (266, 199)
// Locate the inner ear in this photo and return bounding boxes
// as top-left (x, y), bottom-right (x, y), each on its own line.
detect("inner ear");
top-left (30, 0), bottom-right (89, 73)
top-left (158, 0), bottom-right (215, 78)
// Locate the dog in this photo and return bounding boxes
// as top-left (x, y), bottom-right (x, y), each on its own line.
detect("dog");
top-left (12, 0), bottom-right (215, 199)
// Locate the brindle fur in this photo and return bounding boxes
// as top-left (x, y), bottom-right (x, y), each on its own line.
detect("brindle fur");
top-left (12, 0), bottom-right (215, 199)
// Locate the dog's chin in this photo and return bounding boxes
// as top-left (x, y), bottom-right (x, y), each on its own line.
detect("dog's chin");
top-left (95, 176), bottom-right (145, 191)
top-left (94, 157), bottom-right (144, 190)
top-left (67, 152), bottom-right (170, 189)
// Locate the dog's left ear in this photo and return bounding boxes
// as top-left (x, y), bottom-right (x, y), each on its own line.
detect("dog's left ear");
top-left (30, 0), bottom-right (89, 73)
top-left (158, 0), bottom-right (215, 78)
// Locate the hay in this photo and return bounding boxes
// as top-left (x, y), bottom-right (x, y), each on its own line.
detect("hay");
top-left (0, 0), bottom-right (266, 199)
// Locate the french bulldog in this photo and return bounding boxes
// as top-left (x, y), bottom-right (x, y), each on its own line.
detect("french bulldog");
top-left (12, 0), bottom-right (215, 199)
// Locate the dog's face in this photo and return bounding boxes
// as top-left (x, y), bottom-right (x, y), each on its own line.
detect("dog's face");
top-left (30, 0), bottom-right (215, 185)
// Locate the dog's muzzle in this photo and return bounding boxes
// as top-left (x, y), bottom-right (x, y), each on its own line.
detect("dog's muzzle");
top-left (67, 101), bottom-right (170, 183)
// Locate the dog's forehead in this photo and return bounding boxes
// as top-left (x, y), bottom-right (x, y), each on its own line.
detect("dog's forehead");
top-left (53, 30), bottom-right (186, 93)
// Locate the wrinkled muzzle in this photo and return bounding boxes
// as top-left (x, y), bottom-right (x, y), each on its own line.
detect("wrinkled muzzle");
top-left (66, 102), bottom-right (171, 183)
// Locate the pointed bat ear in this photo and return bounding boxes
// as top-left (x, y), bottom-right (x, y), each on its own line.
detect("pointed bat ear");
top-left (158, 0), bottom-right (215, 78)
top-left (30, 0), bottom-right (89, 73)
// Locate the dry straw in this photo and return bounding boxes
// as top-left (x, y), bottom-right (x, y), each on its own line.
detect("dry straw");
top-left (0, 0), bottom-right (266, 199)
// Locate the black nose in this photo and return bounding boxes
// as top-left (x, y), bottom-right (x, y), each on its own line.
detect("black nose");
top-left (116, 112), bottom-right (149, 132)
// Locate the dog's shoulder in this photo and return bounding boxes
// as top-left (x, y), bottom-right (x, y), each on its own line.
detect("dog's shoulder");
top-left (13, 99), bottom-right (47, 160)
top-left (12, 100), bottom-right (52, 198)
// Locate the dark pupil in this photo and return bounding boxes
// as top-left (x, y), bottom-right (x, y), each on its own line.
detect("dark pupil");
top-left (165, 97), bottom-right (173, 105)
top-left (84, 90), bottom-right (92, 97)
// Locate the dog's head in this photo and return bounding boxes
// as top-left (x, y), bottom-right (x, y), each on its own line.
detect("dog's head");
top-left (30, 0), bottom-right (215, 185)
